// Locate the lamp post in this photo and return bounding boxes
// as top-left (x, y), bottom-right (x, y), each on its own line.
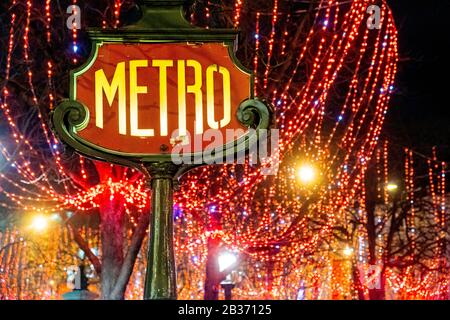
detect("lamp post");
top-left (218, 251), bottom-right (238, 300)
top-left (221, 281), bottom-right (235, 300)
top-left (62, 265), bottom-right (98, 300)
top-left (143, 163), bottom-right (178, 300)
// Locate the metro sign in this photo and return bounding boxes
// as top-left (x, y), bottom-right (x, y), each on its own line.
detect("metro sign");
top-left (52, 0), bottom-right (271, 166)
top-left (53, 35), bottom-right (271, 166)
top-left (71, 42), bottom-right (251, 155)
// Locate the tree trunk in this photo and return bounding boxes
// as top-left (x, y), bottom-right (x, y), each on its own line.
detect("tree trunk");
top-left (265, 261), bottom-right (274, 299)
top-left (100, 194), bottom-right (125, 300)
top-left (109, 211), bottom-right (150, 300)
top-left (365, 164), bottom-right (386, 300)
top-left (368, 270), bottom-right (386, 300)
top-left (352, 263), bottom-right (366, 300)
top-left (204, 236), bottom-right (221, 300)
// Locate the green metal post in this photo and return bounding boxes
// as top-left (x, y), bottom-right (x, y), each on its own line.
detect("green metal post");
top-left (144, 163), bottom-right (179, 300)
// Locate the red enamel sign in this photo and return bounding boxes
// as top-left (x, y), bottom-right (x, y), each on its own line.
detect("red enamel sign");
top-left (73, 43), bottom-right (251, 155)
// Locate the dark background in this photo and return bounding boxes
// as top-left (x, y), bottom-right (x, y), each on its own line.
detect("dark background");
top-left (385, 0), bottom-right (450, 160)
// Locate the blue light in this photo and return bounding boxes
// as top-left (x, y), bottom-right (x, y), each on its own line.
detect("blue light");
top-left (73, 45), bottom-right (78, 53)
top-left (338, 115), bottom-right (343, 121)
top-left (254, 34), bottom-right (259, 40)
top-left (52, 144), bottom-right (58, 150)
top-left (277, 100), bottom-right (282, 106)
top-left (174, 204), bottom-right (182, 220)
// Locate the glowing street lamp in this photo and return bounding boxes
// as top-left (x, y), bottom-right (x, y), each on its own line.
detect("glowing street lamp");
top-left (218, 252), bottom-right (237, 272)
top-left (343, 246), bottom-right (354, 257)
top-left (30, 215), bottom-right (49, 233)
top-left (218, 252), bottom-right (238, 300)
top-left (386, 182), bottom-right (398, 193)
top-left (297, 163), bottom-right (317, 185)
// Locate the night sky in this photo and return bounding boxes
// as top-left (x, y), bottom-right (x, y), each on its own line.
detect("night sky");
top-left (385, 0), bottom-right (450, 160)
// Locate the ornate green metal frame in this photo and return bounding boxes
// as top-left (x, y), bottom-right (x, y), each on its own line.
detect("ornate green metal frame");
top-left (52, 0), bottom-right (271, 174)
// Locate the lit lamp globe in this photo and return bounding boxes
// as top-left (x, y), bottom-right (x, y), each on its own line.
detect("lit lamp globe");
top-left (218, 252), bottom-right (238, 272)
top-left (30, 215), bottom-right (49, 233)
top-left (218, 252), bottom-right (238, 300)
top-left (297, 164), bottom-right (317, 185)
top-left (343, 246), bottom-right (354, 257)
top-left (386, 182), bottom-right (398, 193)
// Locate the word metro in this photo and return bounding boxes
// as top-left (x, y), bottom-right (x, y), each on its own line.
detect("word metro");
top-left (95, 59), bottom-right (231, 137)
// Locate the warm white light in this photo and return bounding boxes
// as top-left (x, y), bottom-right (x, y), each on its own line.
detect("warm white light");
top-left (297, 164), bottom-right (316, 184)
top-left (386, 183), bottom-right (398, 192)
top-left (218, 252), bottom-right (237, 272)
top-left (30, 215), bottom-right (48, 232)
top-left (343, 246), bottom-right (354, 257)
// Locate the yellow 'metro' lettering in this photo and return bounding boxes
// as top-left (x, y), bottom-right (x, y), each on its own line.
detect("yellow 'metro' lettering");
top-left (153, 60), bottom-right (173, 137)
top-left (206, 64), bottom-right (231, 130)
top-left (130, 60), bottom-right (154, 137)
top-left (95, 62), bottom-right (126, 135)
top-left (94, 60), bottom-right (232, 137)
